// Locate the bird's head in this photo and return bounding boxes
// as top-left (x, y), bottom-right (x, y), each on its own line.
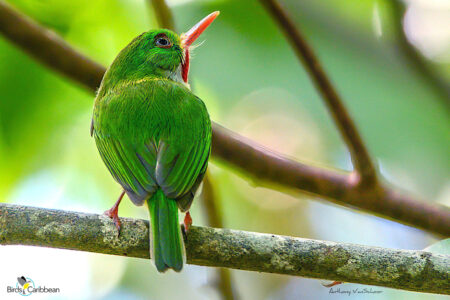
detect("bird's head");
top-left (102, 11), bottom-right (219, 88)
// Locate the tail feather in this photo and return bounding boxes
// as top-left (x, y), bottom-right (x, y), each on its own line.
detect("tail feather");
top-left (147, 189), bottom-right (185, 272)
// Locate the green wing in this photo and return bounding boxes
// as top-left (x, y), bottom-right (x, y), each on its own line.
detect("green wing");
top-left (93, 78), bottom-right (211, 207)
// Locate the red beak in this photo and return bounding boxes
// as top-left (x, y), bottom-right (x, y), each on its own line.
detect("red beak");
top-left (180, 11), bottom-right (220, 83)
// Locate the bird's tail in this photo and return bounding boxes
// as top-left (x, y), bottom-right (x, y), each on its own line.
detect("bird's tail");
top-left (147, 189), bottom-right (185, 272)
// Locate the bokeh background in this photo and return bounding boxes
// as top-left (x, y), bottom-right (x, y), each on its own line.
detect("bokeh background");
top-left (0, 0), bottom-right (449, 299)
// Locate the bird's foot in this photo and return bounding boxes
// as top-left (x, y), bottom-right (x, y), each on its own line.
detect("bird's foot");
top-left (104, 207), bottom-right (121, 235)
top-left (104, 191), bottom-right (125, 236)
top-left (182, 211), bottom-right (192, 234)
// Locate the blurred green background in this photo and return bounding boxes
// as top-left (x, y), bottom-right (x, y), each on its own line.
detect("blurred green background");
top-left (0, 0), bottom-right (449, 299)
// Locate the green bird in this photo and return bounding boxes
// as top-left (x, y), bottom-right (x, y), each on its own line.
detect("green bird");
top-left (91, 12), bottom-right (219, 272)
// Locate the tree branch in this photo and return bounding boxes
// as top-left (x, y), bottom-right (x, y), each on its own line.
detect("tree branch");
top-left (0, 1), bottom-right (449, 237)
top-left (0, 1), bottom-right (104, 91)
top-left (259, 0), bottom-right (378, 184)
top-left (0, 204), bottom-right (449, 294)
top-left (211, 124), bottom-right (450, 236)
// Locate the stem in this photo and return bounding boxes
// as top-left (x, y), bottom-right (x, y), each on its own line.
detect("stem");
top-left (390, 0), bottom-right (450, 110)
top-left (148, 0), bottom-right (175, 30)
top-left (260, 0), bottom-right (378, 184)
top-left (202, 173), bottom-right (237, 300)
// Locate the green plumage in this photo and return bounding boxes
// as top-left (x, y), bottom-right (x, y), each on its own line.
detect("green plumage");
top-left (92, 29), bottom-right (211, 272)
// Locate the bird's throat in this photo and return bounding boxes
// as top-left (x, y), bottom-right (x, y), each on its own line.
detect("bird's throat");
top-left (165, 65), bottom-right (189, 88)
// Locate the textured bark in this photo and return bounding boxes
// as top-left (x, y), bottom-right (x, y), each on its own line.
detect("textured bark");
top-left (0, 1), bottom-right (449, 237)
top-left (1, 204), bottom-right (449, 294)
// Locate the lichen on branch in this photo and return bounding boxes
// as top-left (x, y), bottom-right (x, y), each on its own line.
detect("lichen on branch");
top-left (1, 203), bottom-right (448, 295)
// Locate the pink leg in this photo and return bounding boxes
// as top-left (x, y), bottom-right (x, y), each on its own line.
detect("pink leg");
top-left (183, 211), bottom-right (192, 233)
top-left (104, 191), bottom-right (125, 235)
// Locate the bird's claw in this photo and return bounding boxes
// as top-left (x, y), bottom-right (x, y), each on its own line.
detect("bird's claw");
top-left (103, 191), bottom-right (125, 237)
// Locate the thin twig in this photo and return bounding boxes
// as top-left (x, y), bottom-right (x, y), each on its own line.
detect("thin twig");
top-left (0, 2), bottom-right (449, 236)
top-left (259, 0), bottom-right (378, 185)
top-left (390, 0), bottom-right (450, 109)
top-left (0, 204), bottom-right (449, 295)
top-left (202, 173), bottom-right (237, 300)
top-left (148, 0), bottom-right (175, 30)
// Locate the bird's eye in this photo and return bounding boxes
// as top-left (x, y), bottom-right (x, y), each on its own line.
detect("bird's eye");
top-left (155, 36), bottom-right (172, 48)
